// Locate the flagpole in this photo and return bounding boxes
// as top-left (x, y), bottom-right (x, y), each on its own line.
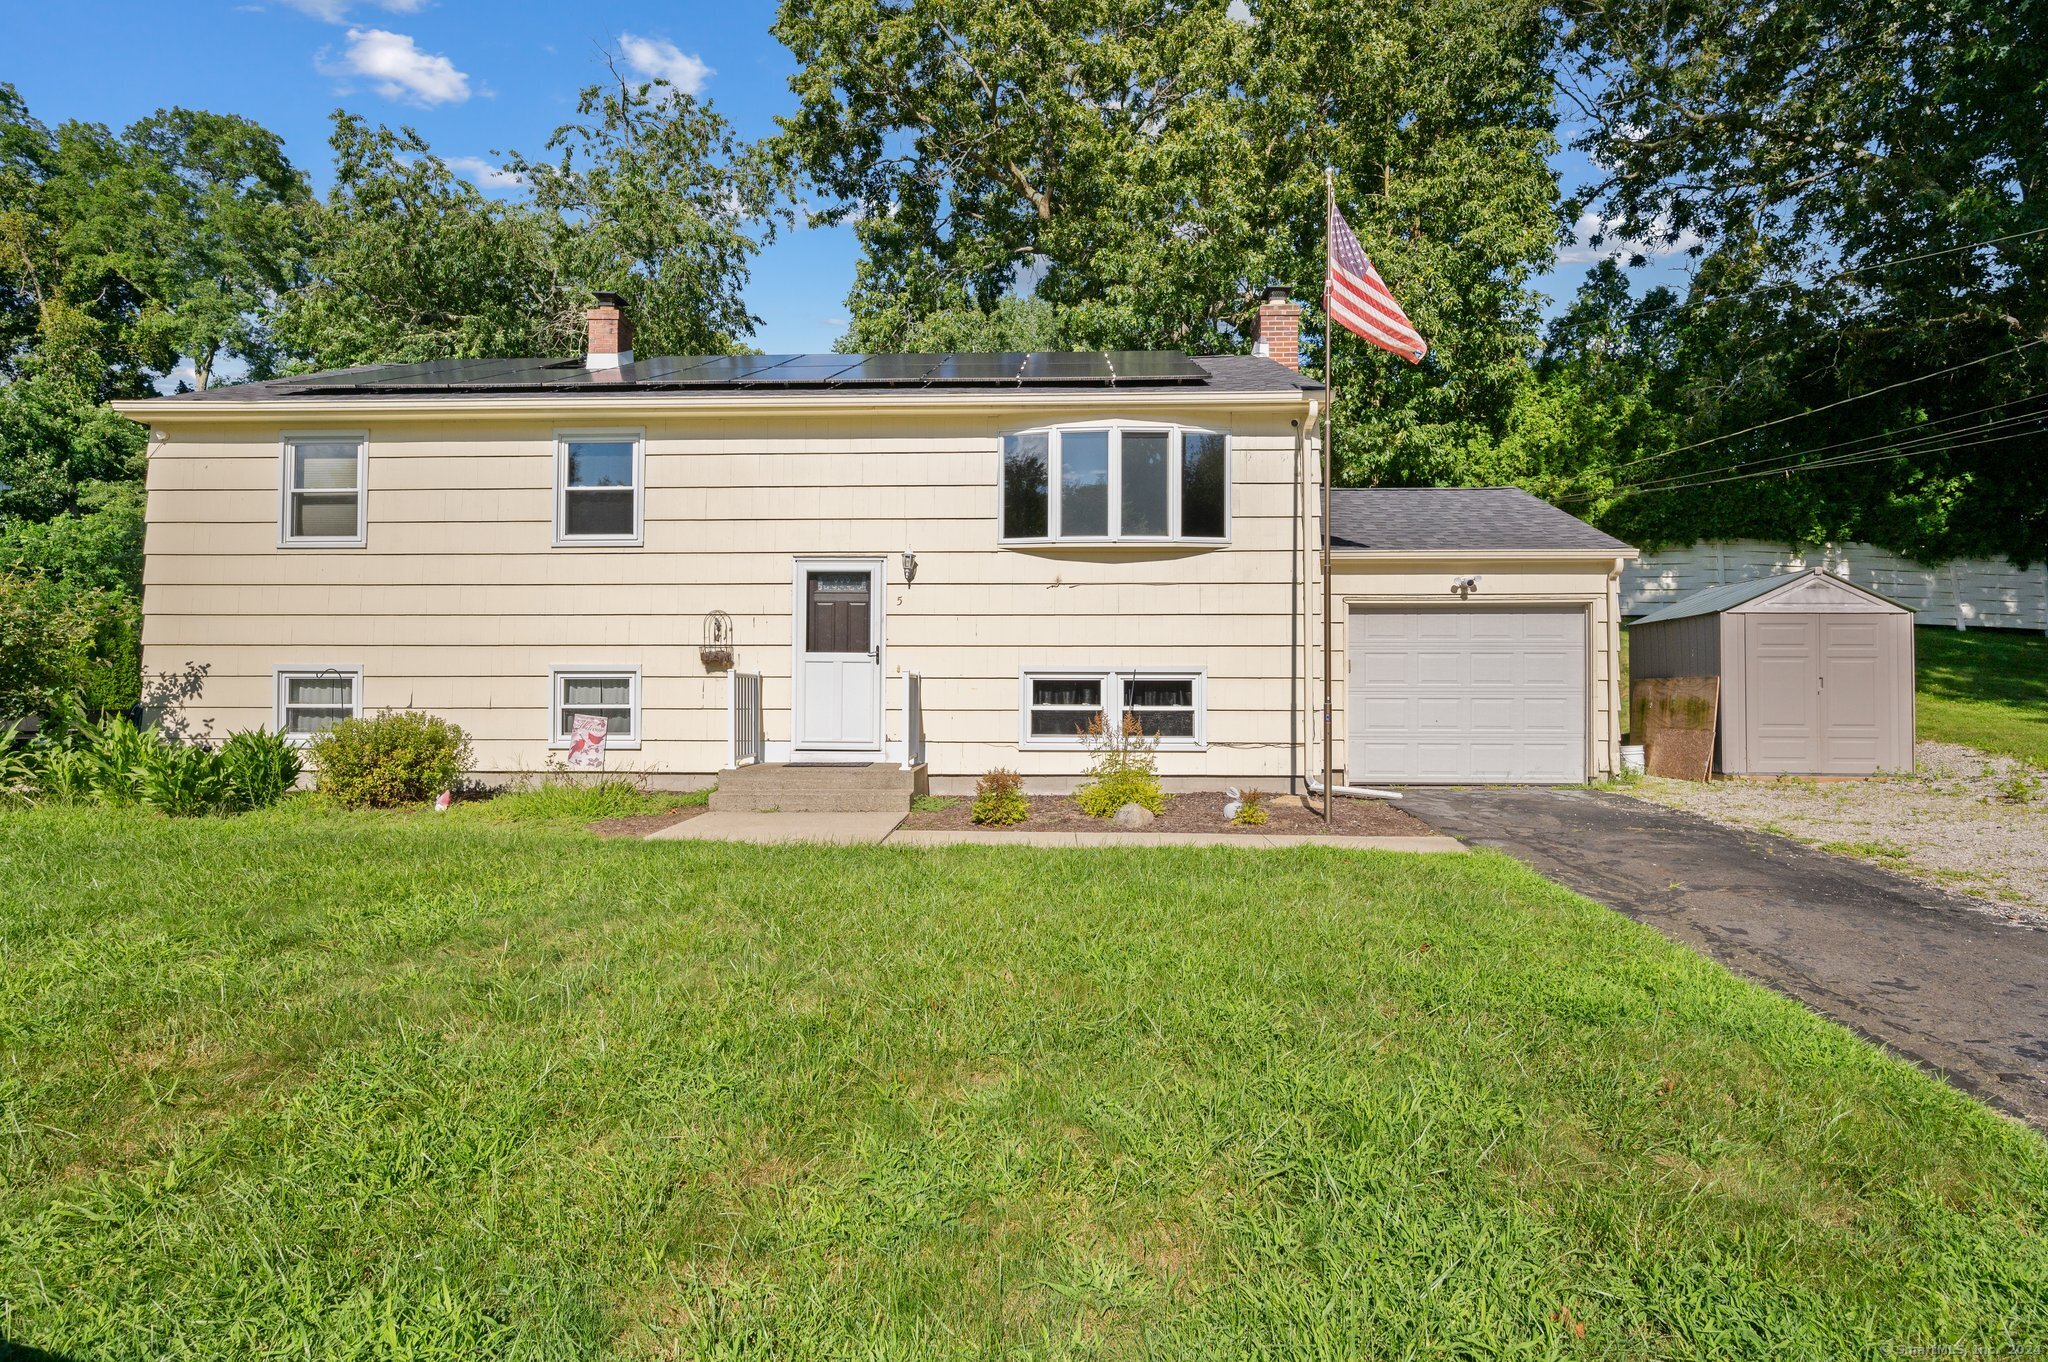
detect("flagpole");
top-left (1321, 166), bottom-right (1335, 825)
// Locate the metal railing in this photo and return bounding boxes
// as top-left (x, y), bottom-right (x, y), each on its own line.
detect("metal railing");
top-left (727, 670), bottom-right (764, 768)
top-left (901, 671), bottom-right (926, 770)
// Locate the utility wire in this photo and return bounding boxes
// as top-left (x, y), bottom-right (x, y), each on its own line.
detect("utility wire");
top-left (1597, 421), bottom-right (2048, 501)
top-left (1590, 397), bottom-right (2048, 499)
top-left (1592, 337), bottom-right (2048, 478)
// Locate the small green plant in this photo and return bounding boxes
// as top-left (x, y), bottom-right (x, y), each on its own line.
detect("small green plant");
top-left (909, 793), bottom-right (957, 814)
top-left (0, 720), bottom-right (36, 805)
top-left (33, 745), bottom-right (96, 804)
top-left (218, 728), bottom-right (303, 810)
top-left (970, 768), bottom-right (1029, 826)
top-left (1074, 713), bottom-right (1167, 818)
top-left (308, 710), bottom-right (474, 809)
top-left (1232, 788), bottom-right (1269, 826)
top-left (1994, 763), bottom-right (2041, 804)
top-left (138, 742), bottom-right (234, 817)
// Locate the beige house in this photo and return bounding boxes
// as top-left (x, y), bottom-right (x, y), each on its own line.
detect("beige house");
top-left (115, 296), bottom-right (1634, 798)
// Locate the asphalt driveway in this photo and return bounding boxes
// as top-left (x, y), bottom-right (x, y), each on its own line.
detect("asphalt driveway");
top-left (1397, 786), bottom-right (2048, 1130)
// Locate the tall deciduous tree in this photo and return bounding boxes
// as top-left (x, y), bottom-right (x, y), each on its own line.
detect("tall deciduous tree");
top-left (773, 0), bottom-right (1563, 480)
top-left (509, 72), bottom-right (789, 358)
top-left (1559, 0), bottom-right (2048, 561)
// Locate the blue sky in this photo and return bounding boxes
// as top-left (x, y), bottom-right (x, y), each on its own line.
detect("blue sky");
top-left (5, 1), bottom-right (1689, 356)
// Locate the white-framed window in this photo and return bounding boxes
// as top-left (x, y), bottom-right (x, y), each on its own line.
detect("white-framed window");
top-left (549, 666), bottom-right (642, 749)
top-left (1000, 423), bottom-right (1228, 545)
top-left (278, 433), bottom-right (367, 547)
top-left (273, 667), bottom-right (362, 742)
top-left (554, 431), bottom-right (644, 546)
top-left (1018, 667), bottom-right (1206, 750)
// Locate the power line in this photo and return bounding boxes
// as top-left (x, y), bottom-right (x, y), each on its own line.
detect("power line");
top-left (1597, 420), bottom-right (2048, 501)
top-left (1593, 336), bottom-right (2048, 478)
top-left (1590, 397), bottom-right (2048, 499)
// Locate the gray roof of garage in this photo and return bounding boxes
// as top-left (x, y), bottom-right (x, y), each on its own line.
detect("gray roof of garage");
top-left (1328, 487), bottom-right (1632, 553)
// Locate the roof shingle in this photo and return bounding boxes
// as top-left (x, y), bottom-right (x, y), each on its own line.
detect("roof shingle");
top-left (1328, 487), bottom-right (1632, 554)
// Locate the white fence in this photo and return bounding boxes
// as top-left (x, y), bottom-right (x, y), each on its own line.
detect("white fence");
top-left (1622, 540), bottom-right (2048, 631)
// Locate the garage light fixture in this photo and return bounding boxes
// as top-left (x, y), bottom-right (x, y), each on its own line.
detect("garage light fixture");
top-left (1451, 575), bottom-right (1482, 599)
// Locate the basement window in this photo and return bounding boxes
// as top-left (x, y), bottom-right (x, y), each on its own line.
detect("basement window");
top-left (1000, 424), bottom-right (1228, 545)
top-left (274, 667), bottom-right (361, 742)
top-left (1019, 668), bottom-right (1206, 750)
top-left (550, 667), bottom-right (641, 749)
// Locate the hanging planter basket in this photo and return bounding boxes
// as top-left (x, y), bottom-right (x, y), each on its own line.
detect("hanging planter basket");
top-left (701, 610), bottom-right (735, 672)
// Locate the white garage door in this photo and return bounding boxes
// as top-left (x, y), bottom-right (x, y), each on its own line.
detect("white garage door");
top-left (1347, 607), bottom-right (1588, 783)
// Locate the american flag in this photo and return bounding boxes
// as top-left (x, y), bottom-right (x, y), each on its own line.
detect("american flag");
top-left (1327, 208), bottom-right (1427, 364)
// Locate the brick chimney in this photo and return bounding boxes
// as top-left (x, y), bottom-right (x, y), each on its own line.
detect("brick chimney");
top-left (585, 292), bottom-right (635, 371)
top-left (1249, 285), bottom-right (1301, 369)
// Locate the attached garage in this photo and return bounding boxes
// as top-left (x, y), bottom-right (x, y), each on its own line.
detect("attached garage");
top-left (1628, 568), bottom-right (1915, 775)
top-left (1326, 488), bottom-right (1636, 785)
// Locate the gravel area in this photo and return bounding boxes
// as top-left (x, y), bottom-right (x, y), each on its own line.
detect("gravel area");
top-left (1621, 741), bottom-right (2048, 923)
top-left (902, 791), bottom-right (1429, 837)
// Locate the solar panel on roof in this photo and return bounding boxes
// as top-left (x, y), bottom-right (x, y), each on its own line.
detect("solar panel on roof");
top-left (742, 355), bottom-right (864, 384)
top-left (926, 353), bottom-right (1027, 384)
top-left (1104, 351), bottom-right (1206, 384)
top-left (1019, 352), bottom-right (1115, 384)
top-left (834, 355), bottom-right (943, 385)
top-left (631, 355), bottom-right (724, 380)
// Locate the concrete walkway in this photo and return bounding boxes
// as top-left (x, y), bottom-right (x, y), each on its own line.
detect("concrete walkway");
top-left (1398, 786), bottom-right (2048, 1130)
top-left (648, 811), bottom-right (906, 844)
top-left (646, 811), bottom-right (1464, 853)
top-left (888, 829), bottom-right (1463, 852)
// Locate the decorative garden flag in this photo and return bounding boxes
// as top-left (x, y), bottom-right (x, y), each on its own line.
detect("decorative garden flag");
top-left (1326, 207), bottom-right (1428, 364)
top-left (566, 713), bottom-right (609, 770)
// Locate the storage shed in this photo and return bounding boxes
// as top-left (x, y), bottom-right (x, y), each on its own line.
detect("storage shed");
top-left (1629, 568), bottom-right (1915, 775)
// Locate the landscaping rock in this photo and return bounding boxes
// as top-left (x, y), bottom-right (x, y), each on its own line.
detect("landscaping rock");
top-left (1112, 803), bottom-right (1156, 829)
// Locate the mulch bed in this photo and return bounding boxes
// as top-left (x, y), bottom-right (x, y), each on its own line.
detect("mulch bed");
top-left (901, 791), bottom-right (1430, 837)
top-left (590, 807), bottom-right (706, 839)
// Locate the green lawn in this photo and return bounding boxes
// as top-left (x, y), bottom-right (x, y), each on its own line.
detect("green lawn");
top-left (1917, 627), bottom-right (2048, 766)
top-left (3, 806), bottom-right (2045, 1358)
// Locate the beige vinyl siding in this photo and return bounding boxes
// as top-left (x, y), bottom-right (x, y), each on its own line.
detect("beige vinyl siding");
top-left (141, 406), bottom-right (1315, 784)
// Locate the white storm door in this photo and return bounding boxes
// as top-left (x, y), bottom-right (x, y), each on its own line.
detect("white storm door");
top-left (793, 559), bottom-right (885, 751)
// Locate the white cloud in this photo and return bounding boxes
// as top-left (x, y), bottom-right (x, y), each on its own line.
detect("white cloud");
top-left (322, 27), bottom-right (471, 105)
top-left (276, 0), bottom-right (427, 21)
top-left (616, 33), bottom-right (713, 95)
top-left (447, 156), bottom-right (524, 190)
top-left (1557, 209), bottom-right (1702, 266)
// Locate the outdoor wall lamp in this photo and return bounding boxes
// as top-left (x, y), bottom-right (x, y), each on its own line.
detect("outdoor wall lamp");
top-left (1451, 574), bottom-right (1482, 599)
top-left (902, 549), bottom-right (918, 583)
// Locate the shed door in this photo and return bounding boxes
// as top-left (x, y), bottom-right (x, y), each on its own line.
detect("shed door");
top-left (1347, 607), bottom-right (1587, 783)
top-left (1743, 615), bottom-right (1822, 773)
top-left (1818, 617), bottom-right (1885, 773)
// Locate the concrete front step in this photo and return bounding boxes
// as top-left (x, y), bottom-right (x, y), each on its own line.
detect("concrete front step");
top-left (710, 762), bottom-right (926, 813)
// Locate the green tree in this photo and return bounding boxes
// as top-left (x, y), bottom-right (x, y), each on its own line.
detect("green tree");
top-left (276, 114), bottom-right (567, 368)
top-left (1559, 0), bottom-right (2048, 562)
top-left (508, 72), bottom-right (789, 358)
top-left (773, 0), bottom-right (1563, 479)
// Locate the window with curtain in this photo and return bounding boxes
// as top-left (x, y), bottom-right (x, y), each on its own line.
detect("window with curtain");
top-left (1019, 668), bottom-right (1205, 748)
top-left (551, 669), bottom-right (640, 746)
top-left (1000, 425), bottom-right (1228, 543)
top-left (275, 669), bottom-right (360, 740)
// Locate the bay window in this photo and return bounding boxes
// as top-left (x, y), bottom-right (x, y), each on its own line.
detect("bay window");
top-left (1001, 424), bottom-right (1228, 543)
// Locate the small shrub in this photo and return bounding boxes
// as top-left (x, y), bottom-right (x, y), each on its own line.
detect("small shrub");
top-left (1232, 788), bottom-right (1269, 826)
top-left (1995, 763), bottom-right (2042, 805)
top-left (219, 728), bottom-right (303, 810)
top-left (970, 768), bottom-right (1029, 826)
top-left (33, 745), bottom-right (95, 804)
top-left (309, 710), bottom-right (473, 809)
top-left (1074, 713), bottom-right (1166, 818)
top-left (138, 742), bottom-right (233, 817)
